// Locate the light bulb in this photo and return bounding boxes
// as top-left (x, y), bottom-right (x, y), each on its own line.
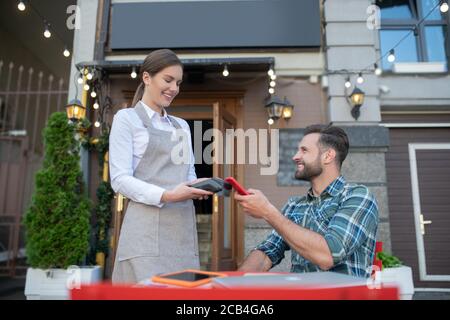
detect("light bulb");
top-left (268, 118), bottom-right (274, 125)
top-left (94, 121), bottom-right (101, 128)
top-left (93, 101), bottom-right (99, 109)
top-left (268, 87), bottom-right (275, 94)
top-left (83, 84), bottom-right (90, 91)
top-left (345, 77), bottom-right (352, 88)
top-left (387, 49), bottom-right (395, 63)
top-left (270, 81), bottom-right (276, 88)
top-left (222, 65), bottom-right (229, 77)
top-left (86, 71), bottom-right (93, 80)
top-left (357, 73), bottom-right (364, 84)
top-left (374, 63), bottom-right (382, 76)
top-left (267, 67), bottom-right (274, 77)
top-left (77, 76), bottom-right (83, 84)
top-left (90, 91), bottom-right (97, 98)
top-left (131, 67), bottom-right (137, 79)
top-left (18, 1), bottom-right (26, 11)
top-left (43, 25), bottom-right (51, 38)
top-left (440, 2), bottom-right (449, 13)
top-left (63, 48), bottom-right (70, 57)
top-left (270, 74), bottom-right (277, 80)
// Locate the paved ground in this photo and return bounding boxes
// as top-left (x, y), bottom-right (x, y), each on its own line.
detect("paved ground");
top-left (1, 276), bottom-right (449, 300)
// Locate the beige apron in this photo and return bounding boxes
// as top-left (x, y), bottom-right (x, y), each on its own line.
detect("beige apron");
top-left (112, 102), bottom-right (199, 284)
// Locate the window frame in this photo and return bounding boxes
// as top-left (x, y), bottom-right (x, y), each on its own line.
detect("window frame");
top-left (378, 0), bottom-right (449, 68)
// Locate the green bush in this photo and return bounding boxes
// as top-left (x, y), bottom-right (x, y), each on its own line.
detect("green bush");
top-left (24, 112), bottom-right (92, 269)
top-left (377, 251), bottom-right (403, 269)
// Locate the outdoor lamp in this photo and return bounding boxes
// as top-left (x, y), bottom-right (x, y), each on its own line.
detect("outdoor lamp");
top-left (66, 99), bottom-right (86, 122)
top-left (265, 95), bottom-right (285, 120)
top-left (282, 97), bottom-right (294, 120)
top-left (348, 87), bottom-right (365, 120)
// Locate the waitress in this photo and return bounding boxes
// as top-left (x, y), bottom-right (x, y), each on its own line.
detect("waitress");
top-left (109, 49), bottom-right (212, 284)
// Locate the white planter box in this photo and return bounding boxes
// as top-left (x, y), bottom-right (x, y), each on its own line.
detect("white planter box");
top-left (25, 265), bottom-right (102, 300)
top-left (377, 266), bottom-right (414, 300)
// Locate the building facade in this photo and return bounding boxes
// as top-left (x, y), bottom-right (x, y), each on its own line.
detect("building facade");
top-left (1, 0), bottom-right (447, 290)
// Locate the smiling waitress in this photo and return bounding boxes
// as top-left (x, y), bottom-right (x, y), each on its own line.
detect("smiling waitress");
top-left (109, 49), bottom-right (212, 284)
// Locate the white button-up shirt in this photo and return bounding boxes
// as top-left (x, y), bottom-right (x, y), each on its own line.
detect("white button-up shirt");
top-left (109, 100), bottom-right (196, 207)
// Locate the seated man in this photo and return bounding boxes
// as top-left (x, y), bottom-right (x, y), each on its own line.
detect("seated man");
top-left (235, 124), bottom-right (379, 278)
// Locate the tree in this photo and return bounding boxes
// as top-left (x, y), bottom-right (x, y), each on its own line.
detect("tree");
top-left (24, 112), bottom-right (91, 269)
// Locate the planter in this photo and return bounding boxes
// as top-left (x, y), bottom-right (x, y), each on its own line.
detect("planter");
top-left (377, 266), bottom-right (414, 300)
top-left (25, 265), bottom-right (102, 300)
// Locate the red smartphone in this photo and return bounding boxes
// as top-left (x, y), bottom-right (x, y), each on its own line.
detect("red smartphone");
top-left (224, 177), bottom-right (249, 195)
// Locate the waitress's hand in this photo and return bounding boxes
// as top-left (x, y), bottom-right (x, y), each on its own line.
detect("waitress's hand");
top-left (161, 180), bottom-right (213, 203)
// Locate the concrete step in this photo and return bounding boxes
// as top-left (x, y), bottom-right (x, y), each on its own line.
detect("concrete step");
top-left (198, 242), bottom-right (212, 253)
top-left (196, 214), bottom-right (212, 224)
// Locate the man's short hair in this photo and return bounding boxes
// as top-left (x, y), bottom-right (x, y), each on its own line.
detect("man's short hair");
top-left (303, 124), bottom-right (349, 168)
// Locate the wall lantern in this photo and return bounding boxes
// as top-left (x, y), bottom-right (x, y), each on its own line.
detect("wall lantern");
top-left (282, 97), bottom-right (294, 120)
top-left (265, 95), bottom-right (294, 123)
top-left (348, 87), bottom-right (365, 120)
top-left (265, 95), bottom-right (284, 120)
top-left (66, 99), bottom-right (86, 122)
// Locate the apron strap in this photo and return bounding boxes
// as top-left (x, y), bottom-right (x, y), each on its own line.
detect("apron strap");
top-left (134, 101), bottom-right (154, 129)
top-left (167, 115), bottom-right (182, 130)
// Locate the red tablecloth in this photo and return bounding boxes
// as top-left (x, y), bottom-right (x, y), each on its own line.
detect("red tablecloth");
top-left (70, 271), bottom-right (398, 300)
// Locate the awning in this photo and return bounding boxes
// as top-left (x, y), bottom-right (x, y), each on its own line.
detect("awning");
top-left (76, 57), bottom-right (275, 75)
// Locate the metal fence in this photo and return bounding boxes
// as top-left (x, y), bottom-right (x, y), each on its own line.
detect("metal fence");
top-left (0, 60), bottom-right (68, 276)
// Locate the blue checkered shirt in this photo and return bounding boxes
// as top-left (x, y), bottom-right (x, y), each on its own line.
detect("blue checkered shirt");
top-left (255, 176), bottom-right (379, 278)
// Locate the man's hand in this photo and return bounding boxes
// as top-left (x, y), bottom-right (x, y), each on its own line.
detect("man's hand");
top-left (234, 189), bottom-right (278, 220)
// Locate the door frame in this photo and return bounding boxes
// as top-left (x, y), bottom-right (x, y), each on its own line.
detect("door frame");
top-left (408, 142), bottom-right (450, 281)
top-left (169, 92), bottom-right (245, 269)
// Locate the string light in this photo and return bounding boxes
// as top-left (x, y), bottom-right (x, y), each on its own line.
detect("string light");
top-left (269, 80), bottom-right (276, 88)
top-left (222, 65), bottom-right (229, 77)
top-left (17, 2), bottom-right (73, 61)
top-left (267, 118), bottom-right (274, 125)
top-left (86, 70), bottom-right (93, 80)
top-left (63, 47), bottom-right (70, 58)
top-left (94, 121), bottom-right (101, 128)
top-left (331, 1), bottom-right (447, 90)
top-left (387, 49), bottom-right (396, 63)
top-left (93, 101), bottom-right (99, 109)
top-left (270, 74), bottom-right (277, 80)
top-left (77, 75), bottom-right (83, 84)
top-left (83, 83), bottom-right (90, 91)
top-left (90, 91), bottom-right (97, 98)
top-left (268, 87), bottom-right (275, 94)
top-left (374, 63), bottom-right (382, 76)
top-left (43, 23), bottom-right (51, 38)
top-left (130, 67), bottom-right (137, 79)
top-left (267, 67), bottom-right (274, 77)
top-left (345, 77), bottom-right (352, 88)
top-left (356, 73), bottom-right (364, 84)
top-left (18, 1), bottom-right (26, 11)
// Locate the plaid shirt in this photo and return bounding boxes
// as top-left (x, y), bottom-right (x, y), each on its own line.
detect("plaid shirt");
top-left (255, 176), bottom-right (379, 278)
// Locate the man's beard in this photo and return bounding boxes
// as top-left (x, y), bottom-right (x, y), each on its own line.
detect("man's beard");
top-left (294, 157), bottom-right (323, 181)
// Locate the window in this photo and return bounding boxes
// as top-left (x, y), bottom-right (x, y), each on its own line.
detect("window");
top-left (377, 0), bottom-right (449, 71)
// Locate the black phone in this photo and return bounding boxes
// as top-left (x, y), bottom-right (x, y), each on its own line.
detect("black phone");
top-left (189, 178), bottom-right (224, 193)
top-left (151, 269), bottom-right (226, 287)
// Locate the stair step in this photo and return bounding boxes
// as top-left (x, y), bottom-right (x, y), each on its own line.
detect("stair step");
top-left (198, 242), bottom-right (211, 252)
top-left (196, 214), bottom-right (212, 224)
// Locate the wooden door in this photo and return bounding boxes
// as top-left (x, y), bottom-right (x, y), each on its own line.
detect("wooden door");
top-left (211, 102), bottom-right (239, 270)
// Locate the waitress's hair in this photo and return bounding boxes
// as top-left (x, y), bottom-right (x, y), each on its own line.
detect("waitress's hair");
top-left (131, 49), bottom-right (183, 107)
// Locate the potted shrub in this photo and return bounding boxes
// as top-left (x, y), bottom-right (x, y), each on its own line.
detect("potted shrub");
top-left (376, 251), bottom-right (414, 300)
top-left (23, 112), bottom-right (101, 300)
